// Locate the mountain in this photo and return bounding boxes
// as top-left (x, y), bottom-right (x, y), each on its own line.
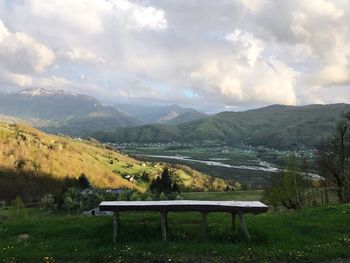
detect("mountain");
top-left (93, 103), bottom-right (350, 148)
top-left (0, 122), bottom-right (227, 202)
top-left (115, 103), bottom-right (206, 125)
top-left (0, 88), bottom-right (140, 136)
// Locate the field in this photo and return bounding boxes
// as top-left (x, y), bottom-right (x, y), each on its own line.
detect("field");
top-left (1, 192), bottom-right (349, 263)
top-left (120, 144), bottom-right (317, 188)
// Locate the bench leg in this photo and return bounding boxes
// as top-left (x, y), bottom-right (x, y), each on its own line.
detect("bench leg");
top-left (238, 213), bottom-right (250, 241)
top-left (201, 212), bottom-right (207, 239)
top-left (232, 213), bottom-right (236, 235)
top-left (160, 211), bottom-right (167, 242)
top-left (113, 211), bottom-right (119, 243)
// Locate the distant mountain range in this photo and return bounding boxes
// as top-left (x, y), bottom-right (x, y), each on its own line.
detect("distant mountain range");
top-left (0, 88), bottom-right (139, 136)
top-left (1, 88), bottom-right (349, 148)
top-left (0, 88), bottom-right (205, 136)
top-left (115, 103), bottom-right (207, 125)
top-left (93, 104), bottom-right (350, 149)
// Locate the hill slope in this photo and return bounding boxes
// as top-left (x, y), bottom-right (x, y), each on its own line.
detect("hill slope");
top-left (0, 122), bottom-right (226, 201)
top-left (93, 103), bottom-right (350, 148)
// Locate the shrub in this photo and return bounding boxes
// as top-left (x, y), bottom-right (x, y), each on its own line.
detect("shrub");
top-left (40, 194), bottom-right (56, 214)
top-left (119, 189), bottom-right (133, 201)
top-left (130, 191), bottom-right (142, 201)
top-left (159, 192), bottom-right (167, 200)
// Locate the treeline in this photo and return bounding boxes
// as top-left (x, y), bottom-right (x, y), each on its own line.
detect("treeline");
top-left (92, 104), bottom-right (350, 149)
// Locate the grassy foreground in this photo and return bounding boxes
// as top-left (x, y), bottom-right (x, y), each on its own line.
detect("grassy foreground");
top-left (1, 203), bottom-right (350, 262)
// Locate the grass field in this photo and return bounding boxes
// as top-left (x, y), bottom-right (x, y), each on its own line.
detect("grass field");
top-left (0, 192), bottom-right (349, 262)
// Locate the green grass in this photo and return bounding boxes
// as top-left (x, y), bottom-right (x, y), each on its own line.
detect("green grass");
top-left (1, 203), bottom-right (349, 262)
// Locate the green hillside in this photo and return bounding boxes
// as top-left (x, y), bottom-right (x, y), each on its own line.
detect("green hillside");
top-left (95, 124), bottom-right (182, 143)
top-left (0, 122), bottom-right (226, 202)
top-left (93, 103), bottom-right (350, 148)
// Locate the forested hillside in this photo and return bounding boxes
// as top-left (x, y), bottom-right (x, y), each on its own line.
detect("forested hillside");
top-left (94, 104), bottom-right (350, 148)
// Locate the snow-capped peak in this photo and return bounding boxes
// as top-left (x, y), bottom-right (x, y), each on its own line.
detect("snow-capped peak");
top-left (18, 87), bottom-right (78, 97)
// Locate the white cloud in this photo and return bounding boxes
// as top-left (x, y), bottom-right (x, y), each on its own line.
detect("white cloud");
top-left (190, 56), bottom-right (298, 106)
top-left (111, 0), bottom-right (167, 31)
top-left (57, 49), bottom-right (106, 64)
top-left (8, 0), bottom-right (167, 36)
top-left (0, 20), bottom-right (54, 74)
top-left (0, 71), bottom-right (32, 87)
top-left (224, 29), bottom-right (264, 66)
top-left (240, 0), bottom-right (269, 14)
top-left (0, 0), bottom-right (349, 110)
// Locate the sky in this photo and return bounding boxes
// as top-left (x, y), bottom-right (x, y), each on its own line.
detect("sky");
top-left (0, 0), bottom-right (349, 113)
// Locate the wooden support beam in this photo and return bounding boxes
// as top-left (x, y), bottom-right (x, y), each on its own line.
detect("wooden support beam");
top-left (231, 213), bottom-right (236, 235)
top-left (160, 211), bottom-right (167, 242)
top-left (238, 212), bottom-right (250, 241)
top-left (201, 212), bottom-right (208, 239)
top-left (113, 211), bottom-right (119, 243)
top-left (164, 211), bottom-right (168, 231)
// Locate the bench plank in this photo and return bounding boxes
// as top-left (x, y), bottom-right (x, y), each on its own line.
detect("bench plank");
top-left (99, 200), bottom-right (268, 213)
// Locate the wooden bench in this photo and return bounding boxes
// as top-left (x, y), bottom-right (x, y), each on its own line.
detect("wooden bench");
top-left (99, 200), bottom-right (268, 242)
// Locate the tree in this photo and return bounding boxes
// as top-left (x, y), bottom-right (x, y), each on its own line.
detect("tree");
top-left (263, 155), bottom-right (307, 210)
top-left (11, 195), bottom-right (27, 218)
top-left (78, 173), bottom-right (90, 189)
top-left (149, 168), bottom-right (177, 195)
top-left (150, 176), bottom-right (163, 193)
top-left (141, 171), bottom-right (150, 182)
top-left (161, 168), bottom-right (172, 194)
top-left (317, 113), bottom-right (350, 203)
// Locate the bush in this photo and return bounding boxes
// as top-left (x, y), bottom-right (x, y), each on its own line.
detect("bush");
top-left (130, 192), bottom-right (142, 201)
top-left (40, 194), bottom-right (56, 214)
top-left (175, 194), bottom-right (184, 200)
top-left (62, 188), bottom-right (82, 213)
top-left (159, 192), bottom-right (167, 200)
top-left (119, 189), bottom-right (133, 201)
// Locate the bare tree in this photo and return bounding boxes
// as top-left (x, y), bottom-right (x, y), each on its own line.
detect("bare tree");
top-left (317, 113), bottom-right (350, 203)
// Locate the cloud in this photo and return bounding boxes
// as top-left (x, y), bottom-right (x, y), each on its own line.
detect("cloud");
top-left (240, 0), bottom-right (269, 14)
top-left (57, 49), bottom-right (106, 64)
top-left (0, 71), bottom-right (32, 87)
top-left (224, 29), bottom-right (264, 66)
top-left (190, 55), bottom-right (298, 106)
top-left (0, 19), bottom-right (54, 74)
top-left (7, 0), bottom-right (167, 36)
top-left (0, 0), bottom-right (349, 111)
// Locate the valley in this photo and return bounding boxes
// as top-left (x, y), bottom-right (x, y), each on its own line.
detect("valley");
top-left (115, 143), bottom-right (317, 188)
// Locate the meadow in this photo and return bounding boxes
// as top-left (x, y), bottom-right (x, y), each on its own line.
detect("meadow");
top-left (0, 191), bottom-right (349, 263)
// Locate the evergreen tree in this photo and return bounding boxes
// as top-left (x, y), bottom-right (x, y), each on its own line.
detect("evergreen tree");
top-left (78, 173), bottom-right (90, 189)
top-left (150, 176), bottom-right (163, 193)
top-left (161, 168), bottom-right (172, 194)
